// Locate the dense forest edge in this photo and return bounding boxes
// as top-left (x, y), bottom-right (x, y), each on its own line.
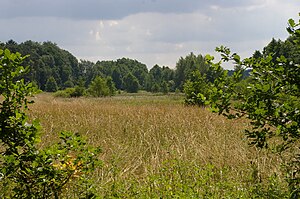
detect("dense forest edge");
top-left (1, 34), bottom-right (298, 97)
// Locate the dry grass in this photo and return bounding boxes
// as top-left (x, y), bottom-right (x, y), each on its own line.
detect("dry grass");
top-left (28, 93), bottom-right (281, 188)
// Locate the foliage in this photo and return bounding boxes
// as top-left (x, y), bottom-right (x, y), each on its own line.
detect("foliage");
top-left (0, 49), bottom-right (101, 198)
top-left (45, 76), bottom-right (58, 92)
top-left (160, 81), bottom-right (169, 94)
top-left (88, 76), bottom-right (110, 97)
top-left (0, 41), bottom-right (81, 91)
top-left (2, 35), bottom-right (298, 95)
top-left (175, 53), bottom-right (210, 90)
top-left (123, 73), bottom-right (140, 93)
top-left (98, 159), bottom-right (289, 198)
top-left (198, 15), bottom-right (300, 197)
top-left (31, 91), bottom-right (294, 198)
top-left (184, 70), bottom-right (211, 106)
top-left (106, 76), bottom-right (117, 96)
top-left (53, 86), bottom-right (86, 98)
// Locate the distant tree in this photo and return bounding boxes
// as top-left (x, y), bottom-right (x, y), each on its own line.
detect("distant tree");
top-left (175, 53), bottom-right (209, 90)
top-left (63, 79), bottom-right (74, 88)
top-left (144, 74), bottom-right (154, 92)
top-left (70, 85), bottom-right (86, 97)
top-left (161, 81), bottom-right (169, 94)
top-left (45, 76), bottom-right (58, 92)
top-left (263, 38), bottom-right (282, 59)
top-left (184, 71), bottom-right (209, 106)
top-left (150, 64), bottom-right (162, 82)
top-left (106, 76), bottom-right (116, 96)
top-left (252, 50), bottom-right (262, 59)
top-left (161, 66), bottom-right (175, 82)
top-left (88, 76), bottom-right (110, 97)
top-left (5, 39), bottom-right (19, 52)
top-left (123, 73), bottom-right (139, 93)
top-left (111, 68), bottom-right (123, 90)
top-left (151, 83), bottom-right (160, 93)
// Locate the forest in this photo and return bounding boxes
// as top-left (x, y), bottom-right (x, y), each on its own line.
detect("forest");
top-left (2, 36), bottom-right (297, 96)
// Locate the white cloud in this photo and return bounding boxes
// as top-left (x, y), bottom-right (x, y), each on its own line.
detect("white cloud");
top-left (95, 31), bottom-right (101, 41)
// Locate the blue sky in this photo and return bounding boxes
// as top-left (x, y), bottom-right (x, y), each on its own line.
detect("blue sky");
top-left (1, 0), bottom-right (299, 69)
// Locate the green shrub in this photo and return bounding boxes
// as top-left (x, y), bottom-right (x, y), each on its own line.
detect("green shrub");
top-left (184, 70), bottom-right (210, 106)
top-left (0, 49), bottom-right (101, 198)
top-left (53, 86), bottom-right (86, 98)
top-left (45, 76), bottom-right (59, 92)
top-left (87, 76), bottom-right (111, 97)
top-left (202, 15), bottom-right (300, 197)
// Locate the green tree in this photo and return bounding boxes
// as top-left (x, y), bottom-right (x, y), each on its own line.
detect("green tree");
top-left (161, 81), bottom-right (169, 94)
top-left (201, 15), bottom-right (300, 197)
top-left (253, 50), bottom-right (263, 59)
top-left (45, 76), bottom-right (58, 92)
top-left (123, 73), bottom-right (139, 93)
top-left (111, 68), bottom-right (123, 90)
top-left (175, 53), bottom-right (209, 90)
top-left (150, 64), bottom-right (162, 83)
top-left (2, 40), bottom-right (82, 91)
top-left (88, 76), bottom-right (110, 97)
top-left (116, 58), bottom-right (148, 88)
top-left (0, 49), bottom-right (101, 198)
top-left (106, 76), bottom-right (116, 96)
top-left (151, 83), bottom-right (160, 93)
top-left (184, 70), bottom-right (210, 106)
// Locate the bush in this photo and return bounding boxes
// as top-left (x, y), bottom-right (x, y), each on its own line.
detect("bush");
top-left (45, 76), bottom-right (59, 92)
top-left (184, 70), bottom-right (210, 106)
top-left (53, 86), bottom-right (86, 98)
top-left (0, 49), bottom-right (101, 198)
top-left (123, 73), bottom-right (139, 93)
top-left (87, 76), bottom-right (111, 97)
top-left (201, 15), bottom-right (300, 197)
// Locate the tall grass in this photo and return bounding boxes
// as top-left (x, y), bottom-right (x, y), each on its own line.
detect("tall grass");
top-left (28, 93), bottom-right (287, 197)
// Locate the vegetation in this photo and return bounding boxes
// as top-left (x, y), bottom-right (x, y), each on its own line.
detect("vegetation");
top-left (87, 76), bottom-right (115, 97)
top-left (1, 10), bottom-right (299, 199)
top-left (24, 93), bottom-right (289, 198)
top-left (0, 49), bottom-right (101, 198)
top-left (185, 14), bottom-right (300, 197)
top-left (0, 40), bottom-right (250, 96)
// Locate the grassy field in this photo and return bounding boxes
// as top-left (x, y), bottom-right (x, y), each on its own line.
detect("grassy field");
top-left (27, 93), bottom-right (286, 198)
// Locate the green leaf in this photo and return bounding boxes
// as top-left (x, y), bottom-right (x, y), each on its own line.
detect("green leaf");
top-left (4, 48), bottom-right (11, 58)
top-left (205, 54), bottom-right (214, 62)
top-left (288, 19), bottom-right (295, 27)
top-left (232, 53), bottom-right (240, 63)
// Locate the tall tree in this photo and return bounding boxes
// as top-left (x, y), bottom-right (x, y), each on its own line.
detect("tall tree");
top-left (123, 73), bottom-right (139, 93)
top-left (88, 76), bottom-right (110, 97)
top-left (174, 52), bottom-right (209, 90)
top-left (45, 76), bottom-right (58, 92)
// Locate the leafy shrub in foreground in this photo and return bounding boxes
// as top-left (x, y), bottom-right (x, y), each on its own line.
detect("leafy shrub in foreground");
top-left (186, 15), bottom-right (300, 198)
top-left (0, 49), bottom-right (101, 198)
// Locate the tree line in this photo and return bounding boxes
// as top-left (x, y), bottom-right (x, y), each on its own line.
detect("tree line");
top-left (0, 35), bottom-right (297, 96)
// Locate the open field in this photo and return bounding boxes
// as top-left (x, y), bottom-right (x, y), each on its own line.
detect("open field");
top-left (27, 93), bottom-right (285, 198)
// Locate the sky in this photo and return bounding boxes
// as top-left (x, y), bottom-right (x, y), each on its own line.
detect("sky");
top-left (0, 0), bottom-right (299, 69)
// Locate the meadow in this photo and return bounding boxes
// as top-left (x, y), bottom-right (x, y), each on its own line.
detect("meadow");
top-left (28, 93), bottom-right (286, 198)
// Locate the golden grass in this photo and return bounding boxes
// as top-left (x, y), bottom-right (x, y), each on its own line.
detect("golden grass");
top-left (28, 93), bottom-right (281, 185)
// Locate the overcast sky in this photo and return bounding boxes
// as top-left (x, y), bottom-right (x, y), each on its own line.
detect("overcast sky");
top-left (1, 0), bottom-right (299, 69)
